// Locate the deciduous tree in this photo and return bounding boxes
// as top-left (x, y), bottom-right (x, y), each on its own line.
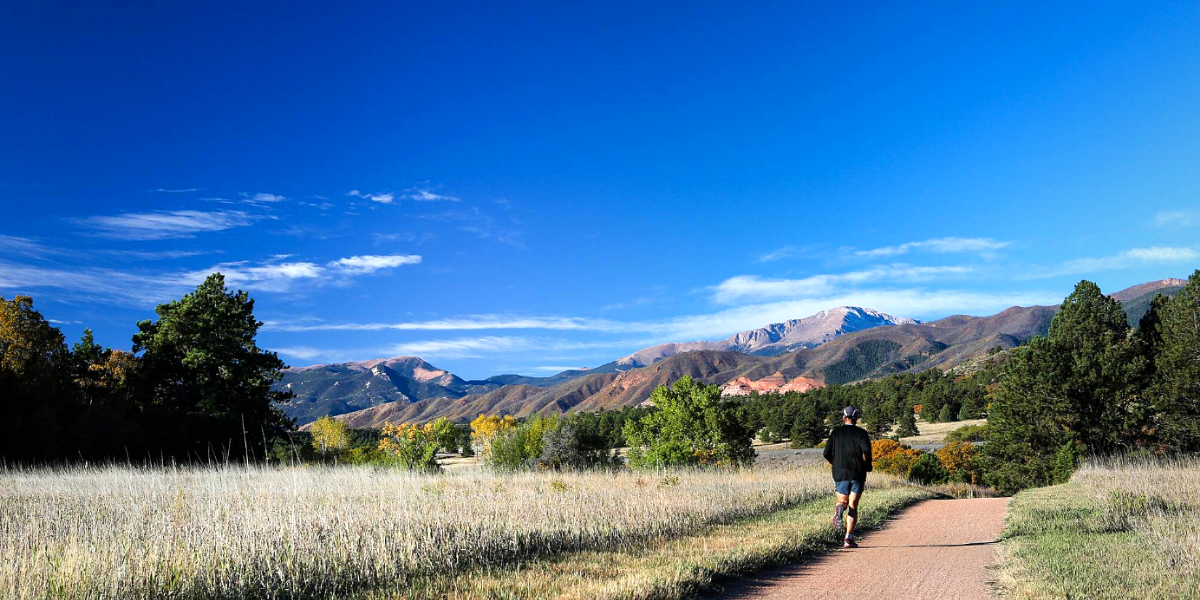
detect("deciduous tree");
top-left (624, 376), bottom-right (755, 468)
top-left (310, 416), bottom-right (352, 459)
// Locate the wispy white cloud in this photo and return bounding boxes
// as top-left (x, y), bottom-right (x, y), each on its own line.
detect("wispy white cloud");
top-left (347, 190), bottom-right (395, 204)
top-left (757, 245), bottom-right (814, 263)
top-left (263, 285), bottom-right (1058, 366)
top-left (263, 315), bottom-right (617, 333)
top-left (1027, 246), bottom-right (1199, 279)
top-left (856, 237), bottom-right (1009, 258)
top-left (0, 234), bottom-right (60, 258)
top-left (242, 192), bottom-right (286, 203)
top-left (0, 261), bottom-right (181, 304)
top-left (404, 187), bottom-right (459, 202)
top-left (77, 209), bottom-right (264, 240)
top-left (260, 282), bottom-right (1049, 346)
top-left (191, 261), bottom-right (324, 291)
top-left (384, 336), bottom-right (530, 359)
top-left (149, 188), bottom-right (199, 193)
top-left (711, 265), bottom-right (973, 304)
top-left (274, 346), bottom-right (324, 360)
top-left (184, 254), bottom-right (422, 292)
top-left (421, 207), bottom-right (523, 246)
top-left (101, 249), bottom-right (214, 261)
top-left (1, 252), bottom-right (422, 304)
top-left (1153, 210), bottom-right (1200, 228)
top-left (327, 254), bottom-right (422, 274)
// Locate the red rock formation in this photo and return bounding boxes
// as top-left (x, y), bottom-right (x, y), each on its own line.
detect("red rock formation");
top-left (720, 372), bottom-right (825, 396)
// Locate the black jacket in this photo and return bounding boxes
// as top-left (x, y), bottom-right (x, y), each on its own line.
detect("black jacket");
top-left (823, 424), bottom-right (872, 482)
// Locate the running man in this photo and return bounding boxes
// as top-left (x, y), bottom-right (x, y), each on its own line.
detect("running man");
top-left (823, 406), bottom-right (872, 548)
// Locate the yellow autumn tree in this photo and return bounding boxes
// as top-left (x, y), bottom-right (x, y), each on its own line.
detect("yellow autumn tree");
top-left (470, 414), bottom-right (516, 456)
top-left (310, 416), bottom-right (352, 459)
top-left (935, 441), bottom-right (982, 484)
top-left (379, 422), bottom-right (440, 471)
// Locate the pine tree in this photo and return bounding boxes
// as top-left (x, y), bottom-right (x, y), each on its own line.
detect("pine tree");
top-left (896, 403), bottom-right (920, 438)
top-left (981, 337), bottom-right (1067, 494)
top-left (789, 400), bottom-right (829, 448)
top-left (133, 273), bottom-right (293, 458)
top-left (983, 280), bottom-right (1140, 493)
top-left (937, 403), bottom-right (954, 423)
top-left (1153, 270), bottom-right (1200, 451)
top-left (1045, 280), bottom-right (1140, 452)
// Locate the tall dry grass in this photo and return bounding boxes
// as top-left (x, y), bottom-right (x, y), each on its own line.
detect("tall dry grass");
top-left (0, 464), bottom-right (833, 599)
top-left (1076, 458), bottom-right (1200, 575)
top-left (995, 457), bottom-right (1200, 599)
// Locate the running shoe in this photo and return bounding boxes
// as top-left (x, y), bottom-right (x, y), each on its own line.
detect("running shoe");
top-left (842, 537), bottom-right (858, 549)
top-left (832, 503), bottom-right (845, 529)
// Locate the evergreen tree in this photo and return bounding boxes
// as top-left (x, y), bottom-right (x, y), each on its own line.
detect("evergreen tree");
top-left (1153, 270), bottom-right (1200, 451)
top-left (981, 337), bottom-right (1067, 494)
top-left (1046, 281), bottom-right (1141, 451)
top-left (984, 280), bottom-right (1142, 493)
top-left (957, 386), bottom-right (987, 420)
top-left (133, 273), bottom-right (293, 459)
top-left (72, 329), bottom-right (106, 372)
top-left (896, 403), bottom-right (920, 438)
top-left (937, 403), bottom-right (954, 423)
top-left (789, 400), bottom-right (829, 448)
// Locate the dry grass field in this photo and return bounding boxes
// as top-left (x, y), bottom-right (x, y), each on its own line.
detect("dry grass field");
top-left (995, 458), bottom-right (1200, 599)
top-left (897, 418), bottom-right (987, 445)
top-left (0, 464), bottom-right (861, 600)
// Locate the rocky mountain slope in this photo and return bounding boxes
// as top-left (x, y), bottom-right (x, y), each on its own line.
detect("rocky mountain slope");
top-left (287, 278), bottom-right (1184, 428)
top-left (278, 356), bottom-right (500, 425)
top-left (330, 305), bottom-right (1054, 428)
top-left (1112, 278), bottom-right (1186, 326)
top-left (619, 306), bottom-right (916, 367)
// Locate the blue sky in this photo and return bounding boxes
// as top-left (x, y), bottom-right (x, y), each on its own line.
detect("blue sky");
top-left (2, 1), bottom-right (1199, 380)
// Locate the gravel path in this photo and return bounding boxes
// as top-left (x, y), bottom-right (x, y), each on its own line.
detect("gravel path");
top-left (716, 498), bottom-right (1009, 600)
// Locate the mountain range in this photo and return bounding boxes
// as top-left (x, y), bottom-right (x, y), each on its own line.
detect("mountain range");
top-left (279, 278), bottom-right (1186, 428)
top-left (617, 306), bottom-right (917, 367)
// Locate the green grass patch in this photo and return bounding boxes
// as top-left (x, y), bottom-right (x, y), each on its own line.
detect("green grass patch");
top-left (995, 480), bottom-right (1199, 599)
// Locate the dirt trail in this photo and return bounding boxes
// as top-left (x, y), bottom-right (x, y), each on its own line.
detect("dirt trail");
top-left (716, 498), bottom-right (1009, 600)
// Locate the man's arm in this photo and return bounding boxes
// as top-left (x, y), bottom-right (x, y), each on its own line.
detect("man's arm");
top-left (860, 432), bottom-right (873, 472)
top-left (823, 430), bottom-right (835, 464)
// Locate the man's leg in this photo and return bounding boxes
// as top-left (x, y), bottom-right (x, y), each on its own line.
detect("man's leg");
top-left (845, 490), bottom-right (862, 536)
top-left (833, 492), bottom-right (849, 528)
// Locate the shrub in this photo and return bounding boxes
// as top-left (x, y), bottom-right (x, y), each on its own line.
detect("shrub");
top-left (487, 417), bottom-right (552, 471)
top-left (945, 423), bottom-right (988, 443)
top-left (872, 439), bottom-right (922, 477)
top-left (1052, 440), bottom-right (1084, 484)
top-left (909, 452), bottom-right (949, 484)
top-left (339, 445), bottom-right (395, 465)
top-left (378, 423), bottom-right (441, 472)
top-left (538, 421), bottom-right (617, 470)
top-left (935, 441), bottom-right (982, 484)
